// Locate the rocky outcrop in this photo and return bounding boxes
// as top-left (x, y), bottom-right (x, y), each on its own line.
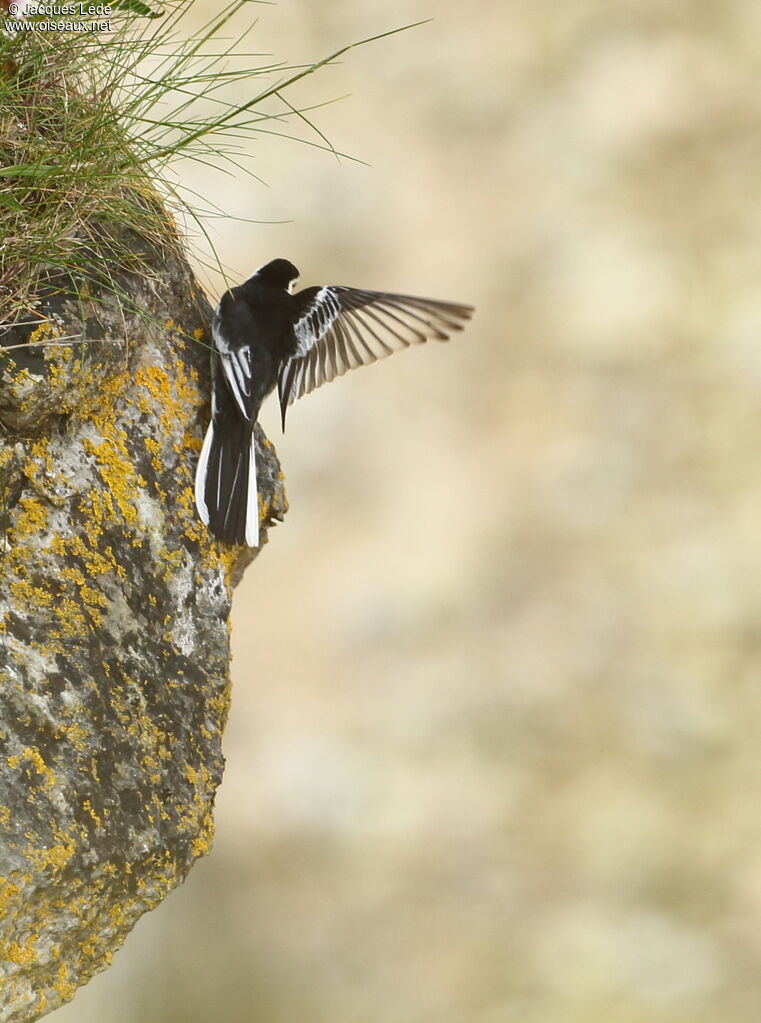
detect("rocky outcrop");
top-left (0, 250), bottom-right (286, 1022)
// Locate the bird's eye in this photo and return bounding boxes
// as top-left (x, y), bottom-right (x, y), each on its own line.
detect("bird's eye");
top-left (288, 277), bottom-right (299, 294)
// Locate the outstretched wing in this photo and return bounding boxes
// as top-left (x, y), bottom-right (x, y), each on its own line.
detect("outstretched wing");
top-left (277, 286), bottom-right (473, 429)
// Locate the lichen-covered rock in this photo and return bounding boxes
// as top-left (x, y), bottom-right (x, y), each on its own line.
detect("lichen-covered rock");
top-left (0, 253), bottom-right (287, 1022)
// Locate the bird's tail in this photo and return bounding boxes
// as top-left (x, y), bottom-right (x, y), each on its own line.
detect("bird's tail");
top-left (194, 415), bottom-right (259, 547)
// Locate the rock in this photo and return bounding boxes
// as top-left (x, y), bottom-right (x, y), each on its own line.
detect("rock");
top-left (0, 246), bottom-right (287, 1022)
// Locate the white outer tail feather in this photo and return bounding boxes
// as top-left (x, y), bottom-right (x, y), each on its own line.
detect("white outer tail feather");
top-left (246, 437), bottom-right (259, 547)
top-left (195, 422), bottom-right (213, 526)
top-left (194, 420), bottom-right (260, 547)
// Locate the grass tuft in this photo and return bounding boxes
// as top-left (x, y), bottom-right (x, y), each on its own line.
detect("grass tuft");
top-left (0, 1), bottom-right (422, 330)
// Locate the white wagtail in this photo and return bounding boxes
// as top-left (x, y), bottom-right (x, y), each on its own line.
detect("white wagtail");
top-left (194, 258), bottom-right (473, 546)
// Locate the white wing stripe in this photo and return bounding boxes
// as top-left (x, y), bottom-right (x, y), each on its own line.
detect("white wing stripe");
top-left (278, 286), bottom-right (473, 424)
top-left (293, 286), bottom-right (341, 355)
top-left (295, 361), bottom-right (306, 396)
top-left (214, 302), bottom-right (255, 420)
top-left (220, 357), bottom-right (249, 419)
top-left (212, 315), bottom-right (231, 354)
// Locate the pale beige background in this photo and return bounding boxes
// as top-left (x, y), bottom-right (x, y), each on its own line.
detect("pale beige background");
top-left (53, 1), bottom-right (761, 1021)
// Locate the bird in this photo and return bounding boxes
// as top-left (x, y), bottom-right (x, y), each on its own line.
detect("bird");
top-left (194, 258), bottom-right (474, 547)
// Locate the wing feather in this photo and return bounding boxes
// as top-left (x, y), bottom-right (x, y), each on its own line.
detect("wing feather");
top-left (213, 293), bottom-right (256, 421)
top-left (277, 286), bottom-right (473, 428)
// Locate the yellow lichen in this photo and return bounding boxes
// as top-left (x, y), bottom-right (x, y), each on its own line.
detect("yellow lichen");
top-left (7, 747), bottom-right (56, 792)
top-left (1, 938), bottom-right (38, 966)
top-left (54, 962), bottom-right (76, 1001)
top-left (81, 429), bottom-right (143, 530)
top-left (82, 800), bottom-right (103, 829)
top-left (62, 723), bottom-right (89, 752)
top-left (13, 492), bottom-right (50, 541)
top-left (190, 813), bottom-right (215, 859)
top-left (27, 321), bottom-right (55, 346)
top-left (0, 877), bottom-right (21, 913)
top-left (27, 832), bottom-right (76, 874)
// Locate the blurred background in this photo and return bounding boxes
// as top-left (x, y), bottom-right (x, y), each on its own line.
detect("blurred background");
top-left (52, 0), bottom-right (761, 1021)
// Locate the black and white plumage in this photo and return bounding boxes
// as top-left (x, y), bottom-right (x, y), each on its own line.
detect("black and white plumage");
top-left (195, 258), bottom-right (474, 547)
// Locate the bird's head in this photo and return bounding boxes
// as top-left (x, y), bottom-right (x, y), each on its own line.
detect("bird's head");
top-left (255, 258), bottom-right (300, 293)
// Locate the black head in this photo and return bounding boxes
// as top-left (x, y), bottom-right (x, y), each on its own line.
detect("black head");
top-left (254, 258), bottom-right (300, 292)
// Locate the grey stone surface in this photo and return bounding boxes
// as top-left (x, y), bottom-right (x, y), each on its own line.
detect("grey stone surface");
top-left (0, 252), bottom-right (286, 1022)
